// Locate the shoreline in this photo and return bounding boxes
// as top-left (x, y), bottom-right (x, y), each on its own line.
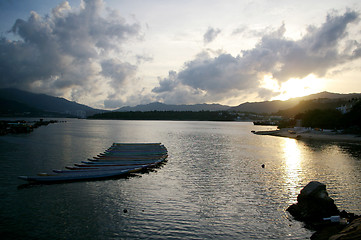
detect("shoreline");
top-left (253, 128), bottom-right (361, 142)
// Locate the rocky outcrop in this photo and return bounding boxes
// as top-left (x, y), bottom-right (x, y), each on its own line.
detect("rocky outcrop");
top-left (287, 181), bottom-right (361, 240)
top-left (287, 181), bottom-right (339, 222)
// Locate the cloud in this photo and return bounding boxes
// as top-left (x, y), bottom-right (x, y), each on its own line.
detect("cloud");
top-left (101, 59), bottom-right (137, 89)
top-left (203, 27), bottom-right (221, 44)
top-left (153, 10), bottom-right (361, 104)
top-left (0, 0), bottom-right (142, 106)
top-left (152, 71), bottom-right (178, 93)
top-left (136, 54), bottom-right (153, 64)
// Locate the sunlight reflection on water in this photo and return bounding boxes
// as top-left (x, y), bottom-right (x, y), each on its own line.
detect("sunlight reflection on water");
top-left (0, 120), bottom-right (360, 239)
top-left (282, 138), bottom-right (303, 204)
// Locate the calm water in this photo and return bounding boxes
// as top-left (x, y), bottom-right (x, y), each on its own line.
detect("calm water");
top-left (0, 119), bottom-right (361, 239)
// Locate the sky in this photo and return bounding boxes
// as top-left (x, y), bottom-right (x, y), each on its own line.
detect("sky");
top-left (0, 0), bottom-right (361, 109)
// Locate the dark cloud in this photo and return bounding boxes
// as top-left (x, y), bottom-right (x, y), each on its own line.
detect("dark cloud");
top-left (103, 88), bottom-right (155, 109)
top-left (101, 59), bottom-right (137, 89)
top-left (0, 0), bottom-right (141, 104)
top-left (203, 27), bottom-right (221, 44)
top-left (153, 10), bottom-right (361, 104)
top-left (152, 71), bottom-right (178, 93)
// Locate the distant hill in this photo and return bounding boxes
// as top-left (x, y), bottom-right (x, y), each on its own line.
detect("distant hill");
top-left (116, 102), bottom-right (230, 112)
top-left (276, 97), bottom-right (361, 117)
top-left (229, 92), bottom-right (361, 114)
top-left (115, 91), bottom-right (361, 114)
top-left (0, 88), bottom-right (106, 118)
top-left (1, 88), bottom-right (359, 118)
top-left (0, 97), bottom-right (47, 116)
top-left (228, 99), bottom-right (298, 114)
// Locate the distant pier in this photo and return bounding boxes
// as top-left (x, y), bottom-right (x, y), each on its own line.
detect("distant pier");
top-left (0, 119), bottom-right (60, 135)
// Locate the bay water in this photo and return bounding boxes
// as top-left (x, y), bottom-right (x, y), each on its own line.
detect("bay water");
top-left (0, 119), bottom-right (360, 239)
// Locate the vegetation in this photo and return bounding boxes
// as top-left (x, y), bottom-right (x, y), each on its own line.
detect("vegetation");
top-left (88, 110), bottom-right (236, 121)
top-left (277, 99), bottom-right (361, 133)
top-left (277, 118), bottom-right (297, 129)
top-left (276, 98), bottom-right (354, 117)
top-left (295, 109), bottom-right (344, 129)
top-left (343, 100), bottom-right (361, 129)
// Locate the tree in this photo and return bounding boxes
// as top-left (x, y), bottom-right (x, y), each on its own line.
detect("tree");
top-left (301, 109), bottom-right (343, 129)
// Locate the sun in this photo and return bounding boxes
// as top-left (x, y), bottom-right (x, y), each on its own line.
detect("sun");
top-left (261, 74), bottom-right (326, 101)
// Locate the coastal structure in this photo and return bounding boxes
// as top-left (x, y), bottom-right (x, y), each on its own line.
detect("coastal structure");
top-left (0, 119), bottom-right (58, 135)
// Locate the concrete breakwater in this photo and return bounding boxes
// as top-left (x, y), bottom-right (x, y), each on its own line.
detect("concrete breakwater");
top-left (0, 119), bottom-right (60, 135)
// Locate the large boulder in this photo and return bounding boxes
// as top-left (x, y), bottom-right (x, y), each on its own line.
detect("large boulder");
top-left (287, 181), bottom-right (340, 222)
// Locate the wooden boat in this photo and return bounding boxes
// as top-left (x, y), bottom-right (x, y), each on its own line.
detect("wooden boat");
top-left (75, 159), bottom-right (164, 167)
top-left (53, 164), bottom-right (151, 173)
top-left (101, 150), bottom-right (167, 155)
top-left (107, 144), bottom-right (165, 149)
top-left (99, 146), bottom-right (167, 154)
top-left (68, 158), bottom-right (164, 170)
top-left (105, 145), bottom-right (166, 152)
top-left (107, 143), bottom-right (164, 150)
top-left (89, 154), bottom-right (167, 161)
top-left (91, 155), bottom-right (167, 161)
top-left (112, 142), bottom-right (161, 146)
top-left (98, 151), bottom-right (167, 157)
top-left (80, 159), bottom-right (162, 165)
top-left (18, 168), bottom-right (140, 183)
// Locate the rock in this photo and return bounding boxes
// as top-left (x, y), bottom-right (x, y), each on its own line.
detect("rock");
top-left (329, 217), bottom-right (361, 240)
top-left (287, 181), bottom-right (361, 239)
top-left (287, 181), bottom-right (339, 222)
top-left (311, 224), bottom-right (345, 240)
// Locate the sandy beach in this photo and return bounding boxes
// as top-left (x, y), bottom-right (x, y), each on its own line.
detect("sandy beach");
top-left (253, 128), bottom-right (361, 142)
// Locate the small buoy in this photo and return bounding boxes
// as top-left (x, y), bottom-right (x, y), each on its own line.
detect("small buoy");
top-left (261, 164), bottom-right (265, 168)
top-left (123, 209), bottom-right (128, 213)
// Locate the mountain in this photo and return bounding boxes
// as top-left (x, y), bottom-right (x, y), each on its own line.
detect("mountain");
top-left (229, 92), bottom-right (361, 114)
top-left (116, 102), bottom-right (230, 112)
top-left (115, 91), bottom-right (361, 114)
top-left (0, 88), bottom-right (106, 118)
top-left (0, 97), bottom-right (47, 116)
top-left (2, 88), bottom-right (359, 118)
top-left (276, 95), bottom-right (361, 117)
top-left (294, 91), bottom-right (361, 101)
top-left (228, 99), bottom-right (299, 114)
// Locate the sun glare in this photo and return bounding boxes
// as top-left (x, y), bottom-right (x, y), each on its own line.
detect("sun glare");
top-left (261, 74), bottom-right (325, 101)
top-left (282, 138), bottom-right (303, 203)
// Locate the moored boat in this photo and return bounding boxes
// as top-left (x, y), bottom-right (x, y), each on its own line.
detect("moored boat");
top-left (98, 151), bottom-right (167, 157)
top-left (18, 168), bottom-right (139, 183)
top-left (18, 142), bottom-right (168, 183)
top-left (75, 159), bottom-right (164, 168)
top-left (53, 164), bottom-right (151, 173)
top-left (89, 154), bottom-right (167, 161)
